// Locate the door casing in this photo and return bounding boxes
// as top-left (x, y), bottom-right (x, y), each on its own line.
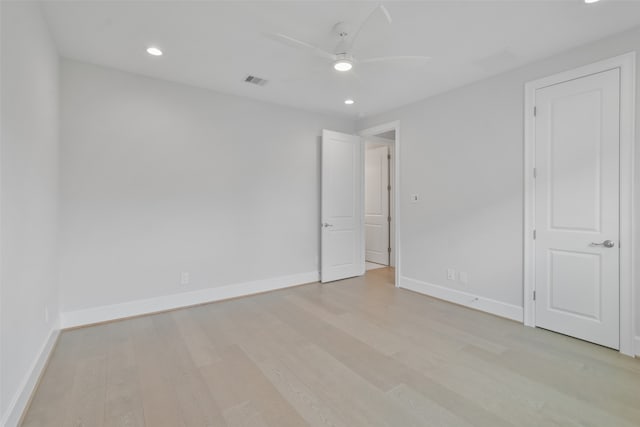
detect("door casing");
top-left (523, 52), bottom-right (636, 356)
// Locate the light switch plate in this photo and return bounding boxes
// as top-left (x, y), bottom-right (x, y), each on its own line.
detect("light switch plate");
top-left (180, 272), bottom-right (190, 285)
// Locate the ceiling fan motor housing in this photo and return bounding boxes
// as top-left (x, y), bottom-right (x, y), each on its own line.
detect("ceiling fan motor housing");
top-left (333, 22), bottom-right (349, 38)
top-left (335, 52), bottom-right (354, 62)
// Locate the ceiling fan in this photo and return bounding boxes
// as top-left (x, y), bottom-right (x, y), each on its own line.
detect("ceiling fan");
top-left (265, 4), bottom-right (431, 73)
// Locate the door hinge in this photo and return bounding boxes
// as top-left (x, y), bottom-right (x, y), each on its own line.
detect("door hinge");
top-left (533, 290), bottom-right (536, 301)
top-left (388, 216), bottom-right (391, 223)
top-left (533, 229), bottom-right (536, 240)
top-left (388, 247), bottom-right (392, 253)
top-left (387, 185), bottom-right (391, 191)
top-left (387, 154), bottom-right (391, 160)
top-left (533, 168), bottom-right (537, 178)
top-left (534, 106), bottom-right (537, 117)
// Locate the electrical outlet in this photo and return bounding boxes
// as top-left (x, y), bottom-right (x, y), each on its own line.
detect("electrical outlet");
top-left (447, 268), bottom-right (456, 281)
top-left (459, 272), bottom-right (468, 284)
top-left (180, 272), bottom-right (190, 286)
top-left (410, 194), bottom-right (419, 203)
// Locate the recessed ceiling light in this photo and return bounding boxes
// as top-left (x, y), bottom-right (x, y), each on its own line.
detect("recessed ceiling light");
top-left (344, 99), bottom-right (355, 105)
top-left (584, 0), bottom-right (600, 3)
top-left (146, 47), bottom-right (163, 56)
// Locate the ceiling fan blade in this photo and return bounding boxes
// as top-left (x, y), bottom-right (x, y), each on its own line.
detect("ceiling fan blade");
top-left (349, 4), bottom-right (393, 49)
top-left (380, 5), bottom-right (393, 24)
top-left (264, 32), bottom-right (336, 61)
top-left (358, 55), bottom-right (431, 64)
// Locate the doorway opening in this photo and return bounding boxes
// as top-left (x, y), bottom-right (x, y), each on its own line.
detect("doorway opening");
top-left (319, 122), bottom-right (400, 287)
top-left (359, 121), bottom-right (400, 287)
top-left (364, 131), bottom-right (395, 276)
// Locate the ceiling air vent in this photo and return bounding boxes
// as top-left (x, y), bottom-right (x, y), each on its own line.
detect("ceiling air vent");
top-left (244, 75), bottom-right (268, 86)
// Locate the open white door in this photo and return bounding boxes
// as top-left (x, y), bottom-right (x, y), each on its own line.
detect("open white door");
top-left (321, 130), bottom-right (364, 283)
top-left (365, 145), bottom-right (390, 265)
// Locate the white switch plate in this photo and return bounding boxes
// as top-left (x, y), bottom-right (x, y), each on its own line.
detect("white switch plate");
top-left (459, 272), bottom-right (468, 284)
top-left (180, 272), bottom-right (190, 285)
top-left (410, 194), bottom-right (419, 203)
top-left (447, 268), bottom-right (456, 281)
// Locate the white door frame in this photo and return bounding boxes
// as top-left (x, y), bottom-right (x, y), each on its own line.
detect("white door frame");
top-left (359, 121), bottom-right (401, 287)
top-left (523, 52), bottom-right (636, 356)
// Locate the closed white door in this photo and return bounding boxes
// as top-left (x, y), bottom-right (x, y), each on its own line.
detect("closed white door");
top-left (534, 68), bottom-right (620, 349)
top-left (321, 130), bottom-right (363, 282)
top-left (365, 145), bottom-right (390, 265)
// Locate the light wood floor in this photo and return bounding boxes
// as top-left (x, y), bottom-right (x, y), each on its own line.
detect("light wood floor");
top-left (22, 268), bottom-right (640, 426)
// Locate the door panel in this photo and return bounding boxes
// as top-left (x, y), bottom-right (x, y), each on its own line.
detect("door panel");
top-left (548, 90), bottom-right (602, 232)
top-left (548, 249), bottom-right (601, 320)
top-left (534, 68), bottom-right (620, 349)
top-left (321, 130), bottom-right (363, 282)
top-left (365, 145), bottom-right (389, 265)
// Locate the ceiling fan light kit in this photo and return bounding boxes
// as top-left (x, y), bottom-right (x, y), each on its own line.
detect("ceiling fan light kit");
top-left (265, 3), bottom-right (430, 104)
top-left (333, 53), bottom-right (354, 71)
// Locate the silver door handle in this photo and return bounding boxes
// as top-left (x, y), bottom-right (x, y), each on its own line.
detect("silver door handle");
top-left (322, 222), bottom-right (333, 228)
top-left (590, 240), bottom-right (615, 248)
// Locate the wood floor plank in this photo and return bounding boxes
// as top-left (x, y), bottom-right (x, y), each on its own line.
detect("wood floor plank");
top-left (104, 328), bottom-right (145, 427)
top-left (256, 356), bottom-right (351, 427)
top-left (21, 267), bottom-right (640, 427)
top-left (199, 344), bottom-right (307, 427)
top-left (21, 331), bottom-right (84, 426)
top-left (262, 289), bottom-right (515, 427)
top-left (153, 312), bottom-right (228, 426)
top-left (223, 401), bottom-right (269, 427)
top-left (171, 308), bottom-right (223, 367)
top-left (128, 315), bottom-right (184, 427)
top-left (273, 343), bottom-right (420, 427)
top-left (468, 346), bottom-right (640, 425)
top-left (284, 294), bottom-right (407, 357)
top-left (62, 356), bottom-right (107, 427)
top-left (385, 383), bottom-right (474, 427)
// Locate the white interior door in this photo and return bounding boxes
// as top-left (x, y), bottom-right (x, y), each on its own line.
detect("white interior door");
top-left (321, 130), bottom-right (363, 283)
top-left (365, 145), bottom-right (390, 265)
top-left (534, 68), bottom-right (620, 349)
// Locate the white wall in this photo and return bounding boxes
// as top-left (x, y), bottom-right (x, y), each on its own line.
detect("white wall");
top-left (59, 60), bottom-right (353, 315)
top-left (357, 27), bottom-right (640, 334)
top-left (0, 1), bottom-right (60, 424)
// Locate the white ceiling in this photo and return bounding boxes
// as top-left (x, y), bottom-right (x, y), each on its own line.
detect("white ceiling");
top-left (41, 1), bottom-right (640, 118)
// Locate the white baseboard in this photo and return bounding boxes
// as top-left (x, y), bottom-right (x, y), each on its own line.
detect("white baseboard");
top-left (399, 276), bottom-right (524, 322)
top-left (635, 336), bottom-right (640, 357)
top-left (1, 325), bottom-right (60, 427)
top-left (60, 271), bottom-right (320, 329)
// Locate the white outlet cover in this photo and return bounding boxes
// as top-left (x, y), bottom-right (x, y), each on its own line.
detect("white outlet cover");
top-left (447, 268), bottom-right (456, 280)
